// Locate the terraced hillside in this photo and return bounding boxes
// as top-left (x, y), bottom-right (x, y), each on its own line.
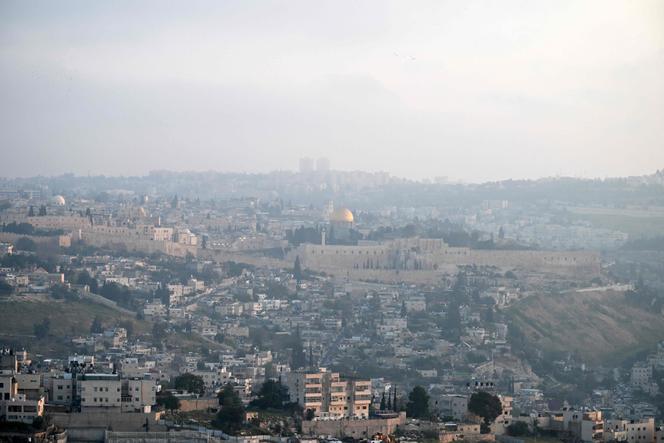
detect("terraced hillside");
top-left (506, 289), bottom-right (664, 366)
top-left (0, 295), bottom-right (220, 356)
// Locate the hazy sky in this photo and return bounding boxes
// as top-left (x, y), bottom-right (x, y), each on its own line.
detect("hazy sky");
top-left (1, 0), bottom-right (663, 182)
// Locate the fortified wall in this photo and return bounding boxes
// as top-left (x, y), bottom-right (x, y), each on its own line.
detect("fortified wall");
top-left (79, 227), bottom-right (197, 258)
top-left (291, 237), bottom-right (600, 279)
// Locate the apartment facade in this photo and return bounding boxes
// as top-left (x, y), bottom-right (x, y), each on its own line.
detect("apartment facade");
top-left (286, 369), bottom-right (371, 418)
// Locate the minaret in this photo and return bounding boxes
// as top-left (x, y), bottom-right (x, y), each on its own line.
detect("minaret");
top-left (321, 228), bottom-right (326, 246)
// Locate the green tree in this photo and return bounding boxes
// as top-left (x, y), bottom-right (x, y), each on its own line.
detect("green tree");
top-left (294, 256), bottom-right (302, 282)
top-left (468, 391), bottom-right (503, 433)
top-left (380, 393), bottom-right (386, 410)
top-left (28, 206), bottom-right (35, 217)
top-left (506, 421), bottom-right (530, 436)
top-left (174, 373), bottom-right (205, 395)
top-left (33, 318), bottom-right (50, 339)
top-left (214, 383), bottom-right (245, 434)
top-left (291, 326), bottom-right (307, 370)
top-left (157, 392), bottom-right (181, 410)
top-left (38, 205), bottom-right (47, 216)
top-left (0, 280), bottom-right (13, 296)
top-left (14, 237), bottom-right (37, 252)
top-left (152, 322), bottom-right (168, 347)
top-left (406, 386), bottom-right (429, 418)
top-left (250, 380), bottom-right (290, 410)
top-left (304, 408), bottom-right (315, 421)
top-left (90, 316), bottom-right (103, 333)
top-left (76, 270), bottom-right (98, 293)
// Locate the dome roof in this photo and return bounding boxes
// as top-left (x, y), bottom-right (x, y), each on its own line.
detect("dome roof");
top-left (52, 195), bottom-right (66, 206)
top-left (329, 208), bottom-right (354, 223)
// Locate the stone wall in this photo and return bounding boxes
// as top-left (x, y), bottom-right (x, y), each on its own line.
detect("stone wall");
top-left (80, 231), bottom-right (197, 258)
top-left (302, 412), bottom-right (406, 438)
top-left (292, 238), bottom-right (601, 280)
top-left (50, 411), bottom-right (165, 442)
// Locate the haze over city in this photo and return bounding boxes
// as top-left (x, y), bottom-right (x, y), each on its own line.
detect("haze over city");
top-left (2, 0), bottom-right (663, 181)
top-left (4, 2), bottom-right (664, 442)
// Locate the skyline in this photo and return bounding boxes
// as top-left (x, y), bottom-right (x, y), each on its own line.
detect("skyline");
top-left (1, 0), bottom-right (663, 182)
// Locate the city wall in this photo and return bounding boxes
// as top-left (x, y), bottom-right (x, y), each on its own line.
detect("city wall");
top-left (292, 238), bottom-right (601, 281)
top-left (0, 232), bottom-right (66, 248)
top-left (80, 231), bottom-right (197, 258)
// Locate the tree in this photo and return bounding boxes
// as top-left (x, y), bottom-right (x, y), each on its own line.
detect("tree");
top-left (445, 302), bottom-right (462, 342)
top-left (152, 322), bottom-right (168, 347)
top-left (507, 421), bottom-right (530, 437)
top-left (154, 284), bottom-right (170, 306)
top-left (31, 415), bottom-right (46, 430)
top-left (174, 373), bottom-right (205, 395)
top-left (33, 318), bottom-right (50, 339)
top-left (468, 391), bottom-right (503, 433)
top-left (250, 380), bottom-right (290, 410)
top-left (3, 222), bottom-right (35, 235)
top-left (157, 392), bottom-right (181, 410)
top-left (304, 408), bottom-right (315, 421)
top-left (38, 205), bottom-right (47, 216)
top-left (294, 256), bottom-right (302, 282)
top-left (28, 206), bottom-right (35, 217)
top-left (90, 316), bottom-right (103, 333)
top-left (291, 326), bottom-right (307, 370)
top-left (76, 270), bottom-right (98, 293)
top-left (0, 280), bottom-right (13, 296)
top-left (406, 386), bottom-right (429, 419)
top-left (14, 237), bottom-right (37, 252)
top-left (214, 383), bottom-right (245, 434)
top-left (380, 393), bottom-right (386, 410)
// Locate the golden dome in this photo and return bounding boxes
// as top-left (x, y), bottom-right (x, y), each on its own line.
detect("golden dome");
top-left (329, 208), bottom-right (354, 223)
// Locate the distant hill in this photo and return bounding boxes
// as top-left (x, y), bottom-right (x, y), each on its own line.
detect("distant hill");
top-left (506, 288), bottom-right (664, 366)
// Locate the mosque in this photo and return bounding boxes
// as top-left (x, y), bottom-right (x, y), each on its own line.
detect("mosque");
top-left (326, 207), bottom-right (355, 244)
top-left (290, 206), bottom-right (601, 280)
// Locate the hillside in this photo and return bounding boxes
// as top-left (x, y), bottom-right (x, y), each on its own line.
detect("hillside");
top-left (506, 289), bottom-right (664, 366)
top-left (0, 295), bottom-right (221, 357)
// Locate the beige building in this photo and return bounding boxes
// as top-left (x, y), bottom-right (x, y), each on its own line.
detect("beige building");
top-left (286, 369), bottom-right (371, 418)
top-left (605, 418), bottom-right (655, 443)
top-left (631, 364), bottom-right (653, 391)
top-left (0, 351), bottom-right (45, 424)
top-left (78, 373), bottom-right (156, 413)
top-left (78, 374), bottom-right (122, 410)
